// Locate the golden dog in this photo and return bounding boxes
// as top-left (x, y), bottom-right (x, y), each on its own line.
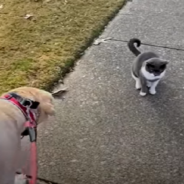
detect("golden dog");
top-left (0, 87), bottom-right (65, 184)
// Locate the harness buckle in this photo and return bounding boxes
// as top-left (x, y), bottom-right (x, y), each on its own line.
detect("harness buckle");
top-left (21, 98), bottom-right (33, 108)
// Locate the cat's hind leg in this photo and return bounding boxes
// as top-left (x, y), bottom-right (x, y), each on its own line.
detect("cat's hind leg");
top-left (135, 78), bottom-right (141, 90)
top-left (139, 74), bottom-right (148, 96)
top-left (131, 72), bottom-right (141, 90)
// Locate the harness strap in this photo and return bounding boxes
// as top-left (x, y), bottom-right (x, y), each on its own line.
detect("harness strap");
top-left (2, 93), bottom-right (40, 136)
top-left (4, 93), bottom-right (39, 109)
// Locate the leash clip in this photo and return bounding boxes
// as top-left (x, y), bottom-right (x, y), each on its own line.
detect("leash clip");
top-left (23, 122), bottom-right (37, 142)
top-left (28, 127), bottom-right (37, 142)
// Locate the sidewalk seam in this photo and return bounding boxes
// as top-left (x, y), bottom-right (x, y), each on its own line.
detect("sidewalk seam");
top-left (107, 38), bottom-right (184, 52)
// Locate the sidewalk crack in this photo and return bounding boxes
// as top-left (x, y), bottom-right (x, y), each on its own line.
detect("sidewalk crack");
top-left (108, 38), bottom-right (184, 52)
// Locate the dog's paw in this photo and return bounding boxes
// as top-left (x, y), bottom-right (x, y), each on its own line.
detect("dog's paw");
top-left (15, 174), bottom-right (29, 184)
top-left (140, 91), bottom-right (147, 96)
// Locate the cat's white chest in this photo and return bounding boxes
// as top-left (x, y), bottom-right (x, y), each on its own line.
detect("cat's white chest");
top-left (141, 66), bottom-right (165, 80)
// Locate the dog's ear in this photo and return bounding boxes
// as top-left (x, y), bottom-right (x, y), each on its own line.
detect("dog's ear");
top-left (52, 88), bottom-right (67, 99)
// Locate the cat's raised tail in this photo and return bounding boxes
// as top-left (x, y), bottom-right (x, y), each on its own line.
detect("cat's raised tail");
top-left (128, 38), bottom-right (141, 56)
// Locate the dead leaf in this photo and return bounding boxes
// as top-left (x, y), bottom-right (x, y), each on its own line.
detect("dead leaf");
top-left (52, 88), bottom-right (68, 99)
top-left (24, 14), bottom-right (34, 20)
top-left (93, 37), bottom-right (112, 45)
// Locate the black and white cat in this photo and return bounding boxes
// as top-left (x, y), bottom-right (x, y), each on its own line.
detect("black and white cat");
top-left (128, 38), bottom-right (168, 96)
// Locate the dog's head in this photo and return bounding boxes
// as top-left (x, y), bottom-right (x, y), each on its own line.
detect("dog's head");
top-left (6, 87), bottom-right (66, 124)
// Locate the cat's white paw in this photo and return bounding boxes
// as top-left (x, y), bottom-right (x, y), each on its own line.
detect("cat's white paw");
top-left (140, 91), bottom-right (147, 96)
top-left (149, 88), bottom-right (156, 95)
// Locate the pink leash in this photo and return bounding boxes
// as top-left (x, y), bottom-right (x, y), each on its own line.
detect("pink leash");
top-left (24, 121), bottom-right (38, 184)
top-left (30, 142), bottom-right (37, 184)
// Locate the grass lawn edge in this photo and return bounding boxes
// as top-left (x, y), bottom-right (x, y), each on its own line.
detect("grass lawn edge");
top-left (43, 0), bottom-right (127, 92)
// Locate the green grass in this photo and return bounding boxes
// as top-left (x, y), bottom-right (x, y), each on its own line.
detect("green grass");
top-left (0, 0), bottom-right (126, 93)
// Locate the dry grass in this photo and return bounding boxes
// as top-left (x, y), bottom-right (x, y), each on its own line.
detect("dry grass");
top-left (0, 0), bottom-right (125, 93)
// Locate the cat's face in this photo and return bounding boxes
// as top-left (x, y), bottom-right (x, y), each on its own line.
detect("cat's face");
top-left (146, 59), bottom-right (168, 76)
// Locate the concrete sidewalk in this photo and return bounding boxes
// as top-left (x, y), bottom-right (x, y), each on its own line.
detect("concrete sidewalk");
top-left (36, 0), bottom-right (184, 183)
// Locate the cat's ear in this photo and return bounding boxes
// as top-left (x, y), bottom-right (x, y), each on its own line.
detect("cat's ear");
top-left (161, 60), bottom-right (169, 65)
